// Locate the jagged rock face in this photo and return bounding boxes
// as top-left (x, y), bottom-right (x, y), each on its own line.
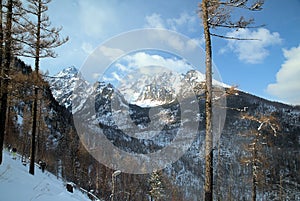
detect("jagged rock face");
top-left (47, 67), bottom-right (300, 200)
top-left (46, 66), bottom-right (80, 110)
top-left (48, 67), bottom-right (226, 109)
top-left (117, 70), bottom-right (181, 107)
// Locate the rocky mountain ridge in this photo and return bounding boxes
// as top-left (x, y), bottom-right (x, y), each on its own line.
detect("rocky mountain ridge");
top-left (45, 66), bottom-right (300, 200)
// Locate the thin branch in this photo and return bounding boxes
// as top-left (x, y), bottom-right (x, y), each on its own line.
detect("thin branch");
top-left (211, 32), bottom-right (260, 40)
top-left (16, 52), bottom-right (56, 59)
top-left (0, 75), bottom-right (12, 80)
top-left (209, 23), bottom-right (265, 29)
top-left (218, 0), bottom-right (264, 11)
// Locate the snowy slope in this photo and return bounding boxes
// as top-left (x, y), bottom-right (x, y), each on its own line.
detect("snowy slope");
top-left (0, 151), bottom-right (91, 201)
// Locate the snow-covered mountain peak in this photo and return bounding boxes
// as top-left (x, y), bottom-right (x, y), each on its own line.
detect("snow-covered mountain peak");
top-left (185, 69), bottom-right (230, 88)
top-left (115, 69), bottom-right (228, 107)
top-left (47, 66), bottom-right (82, 110)
top-left (56, 66), bottom-right (78, 78)
top-left (117, 70), bottom-right (182, 107)
top-left (48, 67), bottom-right (229, 109)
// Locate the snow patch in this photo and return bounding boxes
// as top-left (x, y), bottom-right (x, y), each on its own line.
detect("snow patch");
top-left (0, 151), bottom-right (93, 201)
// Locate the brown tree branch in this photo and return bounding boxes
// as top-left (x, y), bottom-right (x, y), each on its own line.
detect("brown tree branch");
top-left (210, 32), bottom-right (261, 40)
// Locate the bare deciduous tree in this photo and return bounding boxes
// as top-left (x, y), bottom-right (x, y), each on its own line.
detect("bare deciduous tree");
top-left (199, 1), bottom-right (264, 200)
top-left (20, 0), bottom-right (68, 175)
top-left (0, 0), bottom-right (32, 164)
top-left (241, 114), bottom-right (279, 201)
top-left (0, 0), bottom-right (13, 165)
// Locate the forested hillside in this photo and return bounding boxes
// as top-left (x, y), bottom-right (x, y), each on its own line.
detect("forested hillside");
top-left (0, 0), bottom-right (299, 201)
top-left (3, 62), bottom-right (299, 200)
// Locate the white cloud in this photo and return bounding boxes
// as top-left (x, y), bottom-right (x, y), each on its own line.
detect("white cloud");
top-left (92, 73), bottom-right (101, 80)
top-left (102, 76), bottom-right (115, 82)
top-left (144, 12), bottom-right (202, 52)
top-left (145, 12), bottom-right (197, 32)
top-left (112, 71), bottom-right (122, 82)
top-left (81, 42), bottom-right (94, 54)
top-left (115, 63), bottom-right (129, 72)
top-left (98, 46), bottom-right (125, 61)
top-left (187, 37), bottom-right (204, 49)
top-left (162, 33), bottom-right (185, 50)
top-left (222, 28), bottom-right (282, 64)
top-left (104, 51), bottom-right (195, 87)
top-left (267, 45), bottom-right (300, 105)
top-left (78, 0), bottom-right (116, 37)
top-left (145, 29), bottom-right (200, 53)
top-left (145, 13), bottom-right (165, 29)
top-left (123, 52), bottom-right (193, 74)
top-left (167, 12), bottom-right (197, 32)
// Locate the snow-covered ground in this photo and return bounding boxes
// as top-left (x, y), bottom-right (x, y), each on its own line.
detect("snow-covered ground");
top-left (0, 151), bottom-right (91, 201)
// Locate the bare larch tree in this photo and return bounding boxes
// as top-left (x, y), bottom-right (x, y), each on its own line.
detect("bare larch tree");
top-left (20, 0), bottom-right (68, 175)
top-left (199, 0), bottom-right (264, 200)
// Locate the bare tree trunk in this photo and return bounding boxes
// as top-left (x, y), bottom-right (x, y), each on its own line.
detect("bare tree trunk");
top-left (252, 137), bottom-right (258, 201)
top-left (199, 1), bottom-right (265, 198)
top-left (21, 131), bottom-right (28, 162)
top-left (0, 0), bottom-right (12, 165)
top-left (29, 0), bottom-right (41, 175)
top-left (279, 174), bottom-right (283, 201)
top-left (96, 163), bottom-right (100, 194)
top-left (0, 0), bottom-right (3, 93)
top-left (216, 139), bottom-right (221, 201)
top-left (36, 101), bottom-right (43, 161)
top-left (29, 87), bottom-right (38, 175)
top-left (201, 0), bottom-right (214, 200)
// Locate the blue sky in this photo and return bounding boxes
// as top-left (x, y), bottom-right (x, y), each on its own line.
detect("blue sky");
top-left (21, 0), bottom-right (300, 105)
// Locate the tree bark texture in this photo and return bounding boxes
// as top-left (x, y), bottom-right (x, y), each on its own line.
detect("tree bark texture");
top-left (202, 0), bottom-right (214, 201)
